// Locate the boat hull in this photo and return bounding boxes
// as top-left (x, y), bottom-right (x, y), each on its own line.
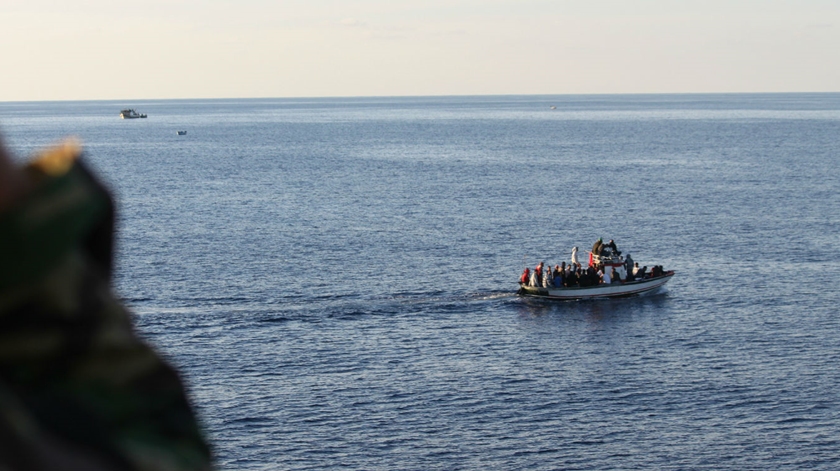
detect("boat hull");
top-left (518, 271), bottom-right (674, 300)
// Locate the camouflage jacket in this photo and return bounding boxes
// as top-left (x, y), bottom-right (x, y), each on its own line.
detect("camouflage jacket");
top-left (0, 141), bottom-right (212, 470)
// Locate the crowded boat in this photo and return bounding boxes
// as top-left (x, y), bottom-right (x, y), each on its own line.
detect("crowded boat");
top-left (517, 238), bottom-right (674, 300)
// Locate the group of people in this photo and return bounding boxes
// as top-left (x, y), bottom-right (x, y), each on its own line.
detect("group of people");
top-left (519, 239), bottom-right (667, 289)
top-left (591, 238), bottom-right (620, 257)
top-left (519, 262), bottom-right (610, 288)
top-left (624, 262), bottom-right (667, 282)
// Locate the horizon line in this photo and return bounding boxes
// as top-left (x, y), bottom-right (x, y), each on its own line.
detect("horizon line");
top-left (2, 91), bottom-right (840, 105)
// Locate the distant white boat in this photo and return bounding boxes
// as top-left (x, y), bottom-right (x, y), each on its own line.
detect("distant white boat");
top-left (120, 109), bottom-right (147, 119)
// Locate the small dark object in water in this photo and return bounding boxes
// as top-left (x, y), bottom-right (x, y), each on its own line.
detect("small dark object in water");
top-left (177, 131), bottom-right (187, 135)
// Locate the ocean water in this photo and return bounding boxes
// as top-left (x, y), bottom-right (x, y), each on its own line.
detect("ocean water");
top-left (1, 94), bottom-right (839, 470)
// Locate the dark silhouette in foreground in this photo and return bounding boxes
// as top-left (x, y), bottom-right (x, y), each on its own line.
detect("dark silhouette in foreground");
top-left (0, 138), bottom-right (212, 470)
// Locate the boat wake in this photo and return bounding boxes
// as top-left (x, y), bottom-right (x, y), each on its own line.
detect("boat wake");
top-left (386, 289), bottom-right (516, 304)
top-left (466, 291), bottom-right (518, 301)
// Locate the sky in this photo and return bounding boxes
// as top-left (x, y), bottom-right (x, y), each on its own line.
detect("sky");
top-left (1, 0), bottom-right (838, 101)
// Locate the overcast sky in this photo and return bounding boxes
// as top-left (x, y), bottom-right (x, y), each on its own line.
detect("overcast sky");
top-left (2, 0), bottom-right (838, 101)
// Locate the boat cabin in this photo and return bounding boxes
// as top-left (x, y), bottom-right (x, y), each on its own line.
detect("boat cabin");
top-left (589, 249), bottom-right (627, 280)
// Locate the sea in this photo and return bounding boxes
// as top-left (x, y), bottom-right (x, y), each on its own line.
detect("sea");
top-left (1, 94), bottom-right (839, 470)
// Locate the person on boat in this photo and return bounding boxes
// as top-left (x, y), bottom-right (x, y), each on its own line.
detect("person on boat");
top-left (610, 268), bottom-right (621, 283)
top-left (625, 267), bottom-right (636, 282)
top-left (553, 264), bottom-right (563, 287)
top-left (606, 239), bottom-right (620, 256)
top-left (535, 262), bottom-right (544, 284)
top-left (568, 268), bottom-right (579, 287)
top-left (651, 265), bottom-right (664, 278)
top-left (583, 265), bottom-right (594, 285)
top-left (543, 266), bottom-right (553, 288)
top-left (529, 269), bottom-right (539, 287)
top-left (579, 268), bottom-right (590, 287)
top-left (601, 267), bottom-right (611, 285)
top-left (632, 262), bottom-right (640, 276)
top-left (520, 268), bottom-right (530, 284)
top-left (639, 266), bottom-right (649, 279)
top-left (571, 247), bottom-right (580, 267)
top-left (592, 238), bottom-right (602, 255)
top-left (624, 253), bottom-right (634, 274)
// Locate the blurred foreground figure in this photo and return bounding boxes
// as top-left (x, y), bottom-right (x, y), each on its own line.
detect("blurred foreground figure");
top-left (0, 139), bottom-right (212, 470)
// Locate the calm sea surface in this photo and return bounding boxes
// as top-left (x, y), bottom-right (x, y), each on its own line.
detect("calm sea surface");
top-left (2, 94), bottom-right (839, 470)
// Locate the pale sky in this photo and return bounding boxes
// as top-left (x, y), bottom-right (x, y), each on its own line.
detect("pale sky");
top-left (2, 0), bottom-right (838, 101)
